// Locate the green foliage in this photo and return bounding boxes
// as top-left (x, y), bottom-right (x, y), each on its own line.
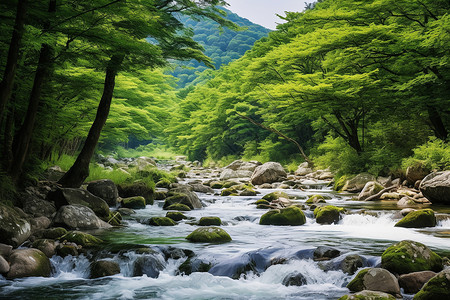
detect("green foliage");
top-left (402, 138), bottom-right (450, 171)
top-left (114, 144), bottom-right (180, 160)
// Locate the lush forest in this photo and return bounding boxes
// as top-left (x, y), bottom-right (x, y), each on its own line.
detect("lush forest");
top-left (171, 8), bottom-right (271, 88)
top-left (0, 0), bottom-right (449, 199)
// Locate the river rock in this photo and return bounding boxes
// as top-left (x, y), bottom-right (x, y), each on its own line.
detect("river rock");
top-left (32, 239), bottom-right (57, 257)
top-left (398, 271), bottom-right (437, 294)
top-left (40, 227), bottom-right (67, 239)
top-left (117, 182), bottom-right (154, 205)
top-left (220, 169), bottom-right (253, 180)
top-left (21, 194), bottom-right (56, 218)
top-left (198, 216), bottom-right (222, 226)
top-left (251, 162), bottom-right (287, 185)
top-left (135, 156), bottom-right (157, 169)
top-left (6, 248), bottom-right (51, 279)
top-left (121, 196), bottom-right (146, 209)
top-left (262, 191), bottom-right (290, 201)
top-left (30, 216), bottom-right (51, 233)
top-left (163, 189), bottom-right (202, 209)
top-left (394, 209), bottom-right (436, 228)
top-left (406, 163), bottom-right (430, 185)
top-left (48, 187), bottom-right (110, 218)
top-left (56, 242), bottom-right (79, 257)
top-left (188, 183), bottom-right (214, 194)
top-left (419, 171), bottom-right (450, 205)
top-left (165, 203), bottom-right (191, 211)
top-left (0, 204), bottom-right (31, 247)
top-left (0, 244), bottom-right (13, 257)
top-left (347, 267), bottom-right (401, 297)
top-left (133, 253), bottom-right (165, 278)
top-left (186, 227), bottom-right (232, 243)
top-left (60, 230), bottom-right (103, 247)
top-left (358, 181), bottom-right (384, 200)
top-left (0, 255), bottom-right (9, 274)
top-left (314, 205), bottom-right (345, 224)
top-left (295, 162), bottom-right (313, 176)
top-left (313, 246), bottom-right (340, 261)
top-left (381, 240), bottom-right (443, 275)
top-left (224, 160), bottom-right (261, 172)
top-left (90, 260), bottom-right (121, 278)
top-left (53, 204), bottom-right (112, 230)
top-left (340, 254), bottom-right (366, 275)
top-left (282, 272), bottom-right (307, 286)
top-left (148, 217), bottom-right (176, 226)
top-left (259, 206), bottom-right (306, 226)
top-left (87, 179), bottom-right (119, 207)
top-left (413, 269), bottom-right (450, 299)
top-left (338, 290), bottom-right (396, 300)
top-left (306, 194), bottom-right (326, 205)
top-left (342, 173), bottom-right (376, 193)
top-left (166, 211), bottom-right (187, 221)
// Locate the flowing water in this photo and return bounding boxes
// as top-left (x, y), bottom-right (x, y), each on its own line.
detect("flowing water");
top-left (1, 175), bottom-right (450, 300)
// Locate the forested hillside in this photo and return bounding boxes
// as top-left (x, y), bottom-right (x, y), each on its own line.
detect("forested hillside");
top-left (172, 8), bottom-right (271, 88)
top-left (168, 0), bottom-right (450, 175)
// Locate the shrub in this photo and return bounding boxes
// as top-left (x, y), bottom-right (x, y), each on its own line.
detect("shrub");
top-left (402, 137), bottom-right (450, 171)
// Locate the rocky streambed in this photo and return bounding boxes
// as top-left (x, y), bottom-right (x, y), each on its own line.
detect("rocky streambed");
top-left (0, 157), bottom-right (449, 300)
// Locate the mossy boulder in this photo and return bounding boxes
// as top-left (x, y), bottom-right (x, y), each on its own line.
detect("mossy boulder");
top-left (117, 182), bottom-right (154, 205)
top-left (148, 217), bottom-right (176, 226)
top-left (186, 227), bottom-right (231, 243)
top-left (259, 206), bottom-right (306, 226)
top-left (41, 227), bottom-right (68, 239)
top-left (381, 240), bottom-right (443, 275)
top-left (155, 178), bottom-right (171, 188)
top-left (166, 211), bottom-right (187, 221)
top-left (60, 231), bottom-right (103, 247)
top-left (163, 190), bottom-right (201, 209)
top-left (121, 196), bottom-right (146, 209)
top-left (262, 191), bottom-right (289, 201)
top-left (239, 188), bottom-right (257, 196)
top-left (338, 290), bottom-right (396, 300)
top-left (347, 268), bottom-right (401, 296)
top-left (32, 239), bottom-right (57, 258)
top-left (314, 205), bottom-right (345, 224)
top-left (334, 175), bottom-right (351, 192)
top-left (413, 269), bottom-right (450, 300)
top-left (0, 204), bottom-right (31, 247)
top-left (306, 195), bottom-right (326, 205)
top-left (221, 187), bottom-right (238, 196)
top-left (6, 248), bottom-right (51, 279)
top-left (395, 209), bottom-right (436, 228)
top-left (165, 203), bottom-right (191, 211)
top-left (198, 216), bottom-right (222, 226)
top-left (90, 260), bottom-right (121, 278)
top-left (210, 181), bottom-right (224, 189)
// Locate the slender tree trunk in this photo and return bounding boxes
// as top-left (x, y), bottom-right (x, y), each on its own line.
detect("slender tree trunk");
top-left (8, 0), bottom-right (56, 182)
top-left (2, 107), bottom-right (15, 171)
top-left (58, 54), bottom-right (124, 188)
top-left (0, 0), bottom-right (28, 119)
top-left (427, 105), bottom-right (448, 140)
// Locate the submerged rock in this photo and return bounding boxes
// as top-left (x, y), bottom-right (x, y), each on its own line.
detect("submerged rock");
top-left (419, 171), bottom-right (450, 205)
top-left (394, 209), bottom-right (436, 228)
top-left (166, 211), bottom-right (187, 221)
top-left (347, 268), bottom-right (401, 297)
top-left (413, 269), bottom-right (450, 299)
top-left (282, 272), bottom-right (307, 286)
top-left (133, 253), bottom-right (165, 278)
top-left (313, 246), bottom-right (340, 261)
top-left (381, 240), bottom-right (443, 275)
top-left (90, 260), bottom-right (121, 278)
top-left (314, 205), bottom-right (345, 224)
top-left (259, 206), bottom-right (306, 226)
top-left (186, 227), bottom-right (231, 243)
top-left (0, 204), bottom-right (31, 247)
top-left (148, 217), bottom-right (176, 226)
top-left (6, 248), bottom-right (51, 279)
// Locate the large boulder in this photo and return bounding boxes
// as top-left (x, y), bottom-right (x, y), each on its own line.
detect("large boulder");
top-left (347, 268), bottom-right (401, 297)
top-left (259, 206), bottom-right (306, 226)
top-left (251, 162), bottom-right (287, 185)
top-left (188, 184), bottom-right (214, 194)
top-left (133, 252), bottom-right (165, 278)
top-left (90, 260), bottom-right (121, 278)
top-left (6, 248), bottom-right (51, 279)
top-left (135, 156), bottom-right (157, 170)
top-left (381, 240), bottom-right (443, 275)
top-left (394, 209), bottom-right (436, 228)
top-left (406, 163), bottom-right (431, 185)
top-left (358, 181), bottom-right (384, 201)
top-left (186, 227), bottom-right (232, 243)
top-left (87, 179), bottom-right (119, 207)
top-left (60, 230), bottom-right (103, 247)
top-left (220, 169), bottom-right (253, 181)
top-left (53, 204), bottom-right (112, 230)
top-left (419, 171), bottom-right (450, 205)
top-left (294, 162), bottom-right (313, 176)
top-left (314, 205), bottom-right (345, 224)
top-left (48, 188), bottom-right (110, 218)
top-left (198, 216), bottom-right (222, 226)
top-left (0, 204), bottom-right (31, 247)
top-left (163, 189), bottom-right (202, 209)
top-left (117, 182), bottom-right (154, 205)
top-left (121, 196), bottom-right (146, 209)
top-left (342, 173), bottom-right (376, 193)
top-left (413, 269), bottom-right (450, 300)
top-left (21, 194), bottom-right (56, 218)
top-left (398, 271), bottom-right (437, 294)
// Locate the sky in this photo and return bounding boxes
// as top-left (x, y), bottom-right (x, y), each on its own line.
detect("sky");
top-left (224, 0), bottom-right (316, 30)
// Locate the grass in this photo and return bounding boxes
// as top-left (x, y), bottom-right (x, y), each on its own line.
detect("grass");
top-left (113, 144), bottom-right (181, 160)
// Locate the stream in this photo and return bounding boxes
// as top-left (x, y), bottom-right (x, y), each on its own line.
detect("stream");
top-left (1, 168), bottom-right (450, 300)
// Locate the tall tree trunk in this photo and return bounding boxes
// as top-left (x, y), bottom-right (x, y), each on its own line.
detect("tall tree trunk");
top-left (0, 0), bottom-right (28, 119)
top-left (2, 107), bottom-right (15, 171)
top-left (9, 0), bottom-right (56, 182)
top-left (58, 54), bottom-right (124, 188)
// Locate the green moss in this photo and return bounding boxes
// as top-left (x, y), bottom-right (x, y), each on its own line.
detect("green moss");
top-left (155, 178), bottom-right (171, 188)
top-left (223, 181), bottom-right (240, 188)
top-left (122, 196), bottom-right (146, 209)
top-left (186, 227), bottom-right (232, 243)
top-left (198, 216), bottom-right (222, 226)
top-left (334, 175), bottom-right (351, 192)
top-left (60, 231), bottom-right (103, 247)
top-left (413, 270), bottom-right (450, 300)
top-left (221, 187), bottom-right (238, 196)
top-left (262, 191), bottom-right (289, 201)
top-left (166, 211), bottom-right (187, 221)
top-left (42, 227), bottom-right (68, 239)
top-left (346, 268), bottom-right (369, 292)
top-left (239, 188), bottom-right (257, 196)
top-left (210, 181), bottom-right (224, 189)
top-left (163, 192), bottom-right (193, 209)
top-left (165, 203), bottom-right (191, 211)
top-left (306, 194), bottom-right (326, 205)
top-left (313, 205), bottom-right (345, 224)
top-left (148, 217), bottom-right (176, 226)
top-left (259, 206), bottom-right (306, 226)
top-left (395, 209), bottom-right (436, 228)
top-left (255, 199), bottom-right (270, 205)
top-left (381, 240), bottom-right (443, 275)
top-left (339, 290), bottom-right (396, 300)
